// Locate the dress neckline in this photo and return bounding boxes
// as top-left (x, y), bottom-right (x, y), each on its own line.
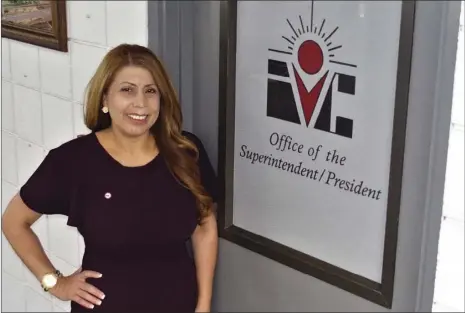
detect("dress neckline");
top-left (91, 132), bottom-right (161, 170)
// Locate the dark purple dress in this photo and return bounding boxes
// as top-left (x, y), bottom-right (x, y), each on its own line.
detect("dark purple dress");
top-left (19, 131), bottom-right (218, 312)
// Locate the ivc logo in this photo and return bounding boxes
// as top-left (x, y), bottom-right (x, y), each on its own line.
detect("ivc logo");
top-left (266, 1), bottom-right (358, 139)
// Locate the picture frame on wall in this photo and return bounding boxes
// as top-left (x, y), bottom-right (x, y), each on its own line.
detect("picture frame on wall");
top-left (1, 0), bottom-right (68, 52)
top-left (217, 0), bottom-right (416, 308)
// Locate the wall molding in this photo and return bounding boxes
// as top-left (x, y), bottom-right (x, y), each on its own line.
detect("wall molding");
top-left (415, 1), bottom-right (462, 311)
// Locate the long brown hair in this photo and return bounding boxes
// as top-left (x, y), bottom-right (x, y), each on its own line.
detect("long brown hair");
top-left (83, 44), bottom-right (213, 221)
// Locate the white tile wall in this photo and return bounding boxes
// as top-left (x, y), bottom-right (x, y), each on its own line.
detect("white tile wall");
top-left (13, 85), bottom-right (43, 146)
top-left (1, 1), bottom-right (148, 311)
top-left (1, 181), bottom-right (17, 214)
top-left (48, 216), bottom-right (81, 268)
top-left (16, 139), bottom-right (45, 187)
top-left (10, 40), bottom-right (41, 90)
top-left (2, 272), bottom-right (27, 312)
top-left (2, 80), bottom-right (14, 133)
top-left (39, 49), bottom-right (72, 100)
top-left (26, 286), bottom-right (54, 312)
top-left (2, 38), bottom-right (12, 80)
top-left (2, 131), bottom-right (18, 185)
top-left (73, 103), bottom-right (90, 137)
top-left (68, 1), bottom-right (107, 46)
top-left (42, 95), bottom-right (74, 150)
top-left (2, 233), bottom-right (25, 280)
top-left (106, 1), bottom-right (149, 48)
top-left (70, 41), bottom-right (109, 103)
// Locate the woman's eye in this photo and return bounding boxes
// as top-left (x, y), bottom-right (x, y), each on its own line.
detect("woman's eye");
top-left (146, 88), bottom-right (157, 94)
top-left (121, 87), bottom-right (132, 92)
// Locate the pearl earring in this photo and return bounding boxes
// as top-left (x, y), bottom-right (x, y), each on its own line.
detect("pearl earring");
top-left (102, 106), bottom-right (109, 114)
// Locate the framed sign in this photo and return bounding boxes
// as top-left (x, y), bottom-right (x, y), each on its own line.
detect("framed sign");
top-left (217, 0), bottom-right (415, 308)
top-left (2, 0), bottom-right (68, 52)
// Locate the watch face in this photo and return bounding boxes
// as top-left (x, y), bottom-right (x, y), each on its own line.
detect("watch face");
top-left (43, 274), bottom-right (58, 288)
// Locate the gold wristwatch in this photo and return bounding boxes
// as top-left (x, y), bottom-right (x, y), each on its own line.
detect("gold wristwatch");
top-left (41, 270), bottom-right (63, 292)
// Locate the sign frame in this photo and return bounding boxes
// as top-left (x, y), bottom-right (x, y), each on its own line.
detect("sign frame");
top-left (217, 0), bottom-right (416, 308)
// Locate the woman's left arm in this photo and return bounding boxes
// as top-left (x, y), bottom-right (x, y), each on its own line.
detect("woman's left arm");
top-left (183, 131), bottom-right (219, 312)
top-left (191, 209), bottom-right (218, 312)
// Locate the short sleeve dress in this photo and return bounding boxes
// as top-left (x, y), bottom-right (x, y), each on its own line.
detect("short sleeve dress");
top-left (19, 131), bottom-right (218, 312)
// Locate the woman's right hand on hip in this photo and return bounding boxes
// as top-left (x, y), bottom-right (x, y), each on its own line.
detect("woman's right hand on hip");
top-left (50, 268), bottom-right (105, 309)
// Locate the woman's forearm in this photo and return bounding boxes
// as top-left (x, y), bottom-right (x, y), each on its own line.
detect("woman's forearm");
top-left (191, 213), bottom-right (218, 309)
top-left (2, 196), bottom-right (56, 282)
top-left (4, 223), bottom-right (56, 281)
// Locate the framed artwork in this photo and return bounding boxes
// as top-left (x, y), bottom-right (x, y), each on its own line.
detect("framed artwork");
top-left (1, 0), bottom-right (68, 52)
top-left (217, 0), bottom-right (415, 308)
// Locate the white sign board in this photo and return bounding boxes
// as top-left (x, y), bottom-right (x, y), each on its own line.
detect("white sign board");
top-left (218, 0), bottom-right (415, 308)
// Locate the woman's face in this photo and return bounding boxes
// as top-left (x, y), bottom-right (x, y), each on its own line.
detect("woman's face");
top-left (103, 65), bottom-right (160, 137)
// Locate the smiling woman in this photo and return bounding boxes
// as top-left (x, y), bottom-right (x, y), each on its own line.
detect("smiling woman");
top-left (1, 44), bottom-right (219, 312)
top-left (97, 66), bottom-right (160, 137)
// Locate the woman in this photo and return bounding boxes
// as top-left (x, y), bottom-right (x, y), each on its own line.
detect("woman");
top-left (1, 44), bottom-right (218, 312)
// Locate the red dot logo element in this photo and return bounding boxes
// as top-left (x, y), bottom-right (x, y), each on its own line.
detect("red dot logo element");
top-left (297, 40), bottom-right (324, 75)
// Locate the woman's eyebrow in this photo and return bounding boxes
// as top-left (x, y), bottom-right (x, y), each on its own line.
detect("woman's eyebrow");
top-left (119, 81), bottom-right (156, 87)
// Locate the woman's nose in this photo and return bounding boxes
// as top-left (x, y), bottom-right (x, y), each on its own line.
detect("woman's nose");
top-left (133, 93), bottom-right (146, 107)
